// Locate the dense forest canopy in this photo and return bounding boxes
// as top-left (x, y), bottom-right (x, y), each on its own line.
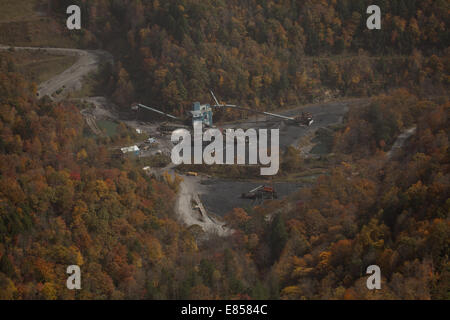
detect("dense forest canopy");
top-left (0, 0), bottom-right (448, 299)
top-left (46, 0), bottom-right (449, 115)
top-left (0, 54), bottom-right (206, 299)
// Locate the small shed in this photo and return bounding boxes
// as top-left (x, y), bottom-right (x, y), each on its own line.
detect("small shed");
top-left (121, 145), bottom-right (140, 156)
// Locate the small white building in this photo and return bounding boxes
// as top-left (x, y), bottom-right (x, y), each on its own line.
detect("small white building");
top-left (120, 145), bottom-right (140, 156)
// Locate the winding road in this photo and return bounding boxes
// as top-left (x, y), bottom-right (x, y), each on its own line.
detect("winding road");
top-left (387, 127), bottom-right (417, 159)
top-left (0, 45), bottom-right (112, 101)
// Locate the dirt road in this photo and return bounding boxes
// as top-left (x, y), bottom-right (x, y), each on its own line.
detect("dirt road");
top-left (0, 45), bottom-right (112, 101)
top-left (387, 126), bottom-right (417, 159)
top-left (174, 173), bottom-right (231, 236)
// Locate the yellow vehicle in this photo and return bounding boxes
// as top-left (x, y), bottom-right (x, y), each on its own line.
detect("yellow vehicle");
top-left (186, 172), bottom-right (198, 177)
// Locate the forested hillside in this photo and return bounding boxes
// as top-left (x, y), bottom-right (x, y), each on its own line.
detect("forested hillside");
top-left (222, 92), bottom-right (449, 299)
top-left (50, 0), bottom-right (448, 115)
top-left (0, 0), bottom-right (448, 300)
top-left (0, 54), bottom-right (260, 299)
top-left (1, 54), bottom-right (447, 299)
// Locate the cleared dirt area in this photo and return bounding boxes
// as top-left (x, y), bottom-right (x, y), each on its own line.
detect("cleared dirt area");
top-left (0, 49), bottom-right (78, 84)
top-left (89, 97), bottom-right (351, 225)
top-left (174, 173), bottom-right (231, 235)
top-left (223, 100), bottom-right (350, 149)
top-left (192, 100), bottom-right (353, 216)
top-left (198, 178), bottom-right (305, 216)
